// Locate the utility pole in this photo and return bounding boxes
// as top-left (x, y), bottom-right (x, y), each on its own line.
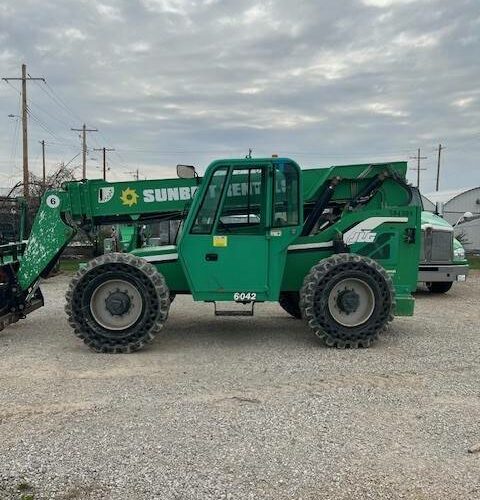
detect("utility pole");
top-left (435, 144), bottom-right (444, 192)
top-left (409, 148), bottom-right (427, 189)
top-left (39, 140), bottom-right (46, 189)
top-left (71, 124), bottom-right (98, 179)
top-left (93, 147), bottom-right (115, 180)
top-left (2, 64), bottom-right (45, 198)
top-left (126, 168), bottom-right (140, 180)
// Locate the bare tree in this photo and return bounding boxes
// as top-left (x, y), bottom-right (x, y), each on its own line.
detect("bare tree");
top-left (0, 163), bottom-right (81, 240)
top-left (7, 162), bottom-right (80, 199)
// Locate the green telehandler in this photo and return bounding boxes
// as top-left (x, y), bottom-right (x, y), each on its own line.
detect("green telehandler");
top-left (0, 157), bottom-right (421, 353)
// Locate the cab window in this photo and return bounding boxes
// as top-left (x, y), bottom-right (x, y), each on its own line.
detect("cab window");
top-left (217, 168), bottom-right (265, 234)
top-left (191, 168), bottom-right (228, 234)
top-left (273, 162), bottom-right (300, 226)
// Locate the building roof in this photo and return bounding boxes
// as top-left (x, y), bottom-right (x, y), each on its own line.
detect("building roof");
top-left (424, 187), bottom-right (480, 204)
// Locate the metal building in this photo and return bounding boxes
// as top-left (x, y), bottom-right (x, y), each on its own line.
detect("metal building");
top-left (454, 217), bottom-right (480, 252)
top-left (423, 187), bottom-right (480, 252)
top-left (421, 194), bottom-right (436, 212)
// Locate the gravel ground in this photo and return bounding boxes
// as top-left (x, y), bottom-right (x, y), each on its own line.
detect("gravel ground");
top-left (1, 272), bottom-right (480, 500)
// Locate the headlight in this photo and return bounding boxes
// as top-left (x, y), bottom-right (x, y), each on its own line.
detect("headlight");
top-left (454, 247), bottom-right (465, 260)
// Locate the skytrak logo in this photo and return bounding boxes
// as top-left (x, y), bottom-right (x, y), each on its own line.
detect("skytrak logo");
top-left (120, 187), bottom-right (139, 207)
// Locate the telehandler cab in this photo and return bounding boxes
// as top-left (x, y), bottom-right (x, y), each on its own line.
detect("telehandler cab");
top-left (0, 158), bottom-right (421, 352)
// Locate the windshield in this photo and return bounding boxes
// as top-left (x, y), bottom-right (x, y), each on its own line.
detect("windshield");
top-left (409, 187), bottom-right (424, 210)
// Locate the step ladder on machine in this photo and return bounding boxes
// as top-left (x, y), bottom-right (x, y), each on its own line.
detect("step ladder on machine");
top-left (213, 301), bottom-right (255, 317)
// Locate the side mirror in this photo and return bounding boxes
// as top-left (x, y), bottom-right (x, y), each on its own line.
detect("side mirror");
top-left (177, 164), bottom-right (196, 179)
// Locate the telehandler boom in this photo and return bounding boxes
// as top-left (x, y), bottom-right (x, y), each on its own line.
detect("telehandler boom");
top-left (0, 157), bottom-right (421, 352)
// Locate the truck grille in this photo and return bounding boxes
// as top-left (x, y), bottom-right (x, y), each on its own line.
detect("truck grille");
top-left (421, 228), bottom-right (453, 264)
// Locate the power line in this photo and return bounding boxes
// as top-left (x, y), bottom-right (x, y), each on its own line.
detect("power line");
top-left (5, 76), bottom-right (78, 151)
top-left (125, 168), bottom-right (140, 180)
top-left (8, 113), bottom-right (20, 168)
top-left (26, 106), bottom-right (62, 140)
top-left (26, 106), bottom-right (76, 147)
top-left (93, 147), bottom-right (115, 180)
top-left (96, 129), bottom-right (129, 170)
top-left (71, 124), bottom-right (98, 178)
top-left (39, 140), bottom-right (46, 188)
top-left (3, 79), bottom-right (21, 96)
top-left (27, 97), bottom-right (72, 129)
top-left (2, 63), bottom-right (45, 198)
top-left (34, 80), bottom-right (128, 172)
top-left (44, 81), bottom-right (84, 123)
top-left (409, 148), bottom-right (428, 189)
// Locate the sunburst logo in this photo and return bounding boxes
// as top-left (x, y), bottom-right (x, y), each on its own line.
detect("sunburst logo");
top-left (120, 187), bottom-right (139, 207)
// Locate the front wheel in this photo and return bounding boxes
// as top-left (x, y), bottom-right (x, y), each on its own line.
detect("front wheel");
top-left (300, 254), bottom-right (395, 348)
top-left (65, 253), bottom-right (170, 353)
top-left (426, 281), bottom-right (453, 294)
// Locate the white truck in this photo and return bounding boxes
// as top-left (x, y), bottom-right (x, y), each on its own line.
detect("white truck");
top-left (418, 210), bottom-right (469, 293)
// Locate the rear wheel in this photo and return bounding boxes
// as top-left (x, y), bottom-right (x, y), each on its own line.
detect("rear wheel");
top-left (65, 253), bottom-right (170, 353)
top-left (300, 254), bottom-right (394, 348)
top-left (426, 281), bottom-right (452, 294)
top-left (279, 292), bottom-right (302, 319)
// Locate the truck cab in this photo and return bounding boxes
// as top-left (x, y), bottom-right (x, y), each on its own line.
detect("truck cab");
top-left (418, 210), bottom-right (469, 293)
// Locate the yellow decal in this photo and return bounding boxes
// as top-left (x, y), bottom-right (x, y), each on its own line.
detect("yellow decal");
top-left (120, 187), bottom-right (139, 207)
top-left (213, 235), bottom-right (228, 247)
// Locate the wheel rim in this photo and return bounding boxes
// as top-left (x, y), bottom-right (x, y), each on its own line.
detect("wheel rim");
top-left (327, 277), bottom-right (375, 327)
top-left (89, 279), bottom-right (143, 331)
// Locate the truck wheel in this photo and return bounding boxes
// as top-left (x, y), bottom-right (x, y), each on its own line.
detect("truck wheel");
top-left (65, 253), bottom-right (170, 353)
top-left (279, 292), bottom-right (302, 319)
top-left (426, 281), bottom-right (452, 294)
top-left (300, 254), bottom-right (395, 348)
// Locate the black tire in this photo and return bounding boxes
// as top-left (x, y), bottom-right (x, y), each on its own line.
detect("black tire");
top-left (65, 253), bottom-right (170, 353)
top-left (279, 291), bottom-right (302, 319)
top-left (426, 281), bottom-right (452, 294)
top-left (300, 253), bottom-right (395, 348)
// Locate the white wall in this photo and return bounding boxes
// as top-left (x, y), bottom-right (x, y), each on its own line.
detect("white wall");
top-left (443, 187), bottom-right (480, 226)
top-left (455, 217), bottom-right (480, 252)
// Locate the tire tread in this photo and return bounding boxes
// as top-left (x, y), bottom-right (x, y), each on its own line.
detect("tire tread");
top-left (65, 253), bottom-right (170, 353)
top-left (300, 253), bottom-right (395, 348)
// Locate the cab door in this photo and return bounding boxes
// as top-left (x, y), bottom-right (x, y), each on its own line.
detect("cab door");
top-left (178, 160), bottom-right (302, 302)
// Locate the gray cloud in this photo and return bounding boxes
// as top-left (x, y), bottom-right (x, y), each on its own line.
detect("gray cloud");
top-left (0, 0), bottom-right (478, 191)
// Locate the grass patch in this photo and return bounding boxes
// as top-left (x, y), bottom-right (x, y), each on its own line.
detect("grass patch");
top-left (59, 260), bottom-right (85, 273)
top-left (468, 256), bottom-right (480, 270)
top-left (17, 481), bottom-right (34, 499)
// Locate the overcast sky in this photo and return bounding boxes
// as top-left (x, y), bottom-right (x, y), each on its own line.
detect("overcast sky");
top-left (0, 0), bottom-right (478, 193)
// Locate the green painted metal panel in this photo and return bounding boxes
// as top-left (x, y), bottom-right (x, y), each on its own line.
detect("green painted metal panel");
top-left (69, 177), bottom-right (199, 221)
top-left (118, 225), bottom-right (137, 252)
top-left (177, 158), bottom-right (303, 301)
top-left (130, 246), bottom-right (190, 292)
top-left (18, 191), bottom-right (75, 290)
